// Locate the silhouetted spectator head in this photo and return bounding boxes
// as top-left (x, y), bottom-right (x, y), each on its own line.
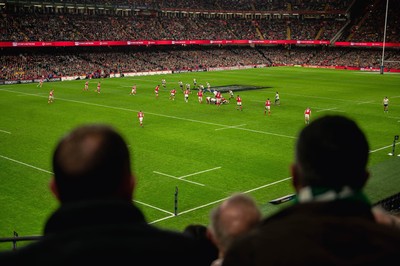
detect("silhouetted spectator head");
top-left (51, 124), bottom-right (134, 203)
top-left (208, 193), bottom-right (261, 256)
top-left (292, 115), bottom-right (369, 191)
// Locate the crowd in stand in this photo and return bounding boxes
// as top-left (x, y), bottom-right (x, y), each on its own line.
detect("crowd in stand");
top-left (1, 46), bottom-right (399, 81)
top-left (0, 14), bottom-right (349, 42)
top-left (2, 1), bottom-right (390, 42)
top-left (338, 0), bottom-right (400, 43)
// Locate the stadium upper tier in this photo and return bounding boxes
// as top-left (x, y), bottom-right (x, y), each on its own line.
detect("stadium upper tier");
top-left (0, 14), bottom-right (347, 42)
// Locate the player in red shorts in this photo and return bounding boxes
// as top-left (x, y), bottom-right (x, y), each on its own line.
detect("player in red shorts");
top-left (130, 84), bottom-right (137, 95)
top-left (265, 98), bottom-right (271, 116)
top-left (304, 107), bottom-right (311, 124)
top-left (37, 77), bottom-right (44, 88)
top-left (170, 88), bottom-right (176, 101)
top-left (236, 95), bottom-right (242, 111)
top-left (215, 91), bottom-right (222, 106)
top-left (184, 88), bottom-right (190, 103)
top-left (155, 85), bottom-right (160, 98)
top-left (48, 89), bottom-right (54, 104)
top-left (83, 81), bottom-right (89, 91)
top-left (96, 82), bottom-right (101, 94)
top-left (197, 89), bottom-right (203, 103)
top-left (138, 111), bottom-right (144, 127)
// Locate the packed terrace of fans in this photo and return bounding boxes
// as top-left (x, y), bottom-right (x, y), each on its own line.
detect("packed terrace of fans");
top-left (1, 46), bottom-right (399, 81)
top-left (0, 14), bottom-right (348, 42)
top-left (3, 0), bottom-right (398, 42)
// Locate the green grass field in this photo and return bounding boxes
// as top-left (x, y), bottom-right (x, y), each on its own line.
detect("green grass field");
top-left (1, 67), bottom-right (399, 249)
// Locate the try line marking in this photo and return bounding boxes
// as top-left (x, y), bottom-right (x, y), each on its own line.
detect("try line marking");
top-left (0, 89), bottom-right (295, 140)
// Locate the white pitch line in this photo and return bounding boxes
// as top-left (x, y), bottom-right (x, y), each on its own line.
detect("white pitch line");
top-left (369, 142), bottom-right (400, 153)
top-left (316, 107), bottom-right (337, 113)
top-left (357, 101), bottom-right (374, 105)
top-left (149, 214), bottom-right (175, 224)
top-left (315, 108), bottom-right (345, 113)
top-left (0, 88), bottom-right (296, 140)
top-left (0, 89), bottom-right (48, 98)
top-left (0, 129), bottom-right (11, 134)
top-left (215, 124), bottom-right (246, 131)
top-left (179, 166), bottom-right (222, 179)
top-left (153, 171), bottom-right (176, 178)
top-left (240, 177), bottom-right (292, 194)
top-left (236, 127), bottom-right (296, 139)
top-left (0, 155), bottom-right (53, 174)
top-left (133, 199), bottom-right (174, 216)
top-left (153, 171), bottom-right (205, 186)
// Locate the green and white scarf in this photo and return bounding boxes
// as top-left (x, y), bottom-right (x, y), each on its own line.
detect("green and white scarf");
top-left (296, 186), bottom-right (370, 205)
